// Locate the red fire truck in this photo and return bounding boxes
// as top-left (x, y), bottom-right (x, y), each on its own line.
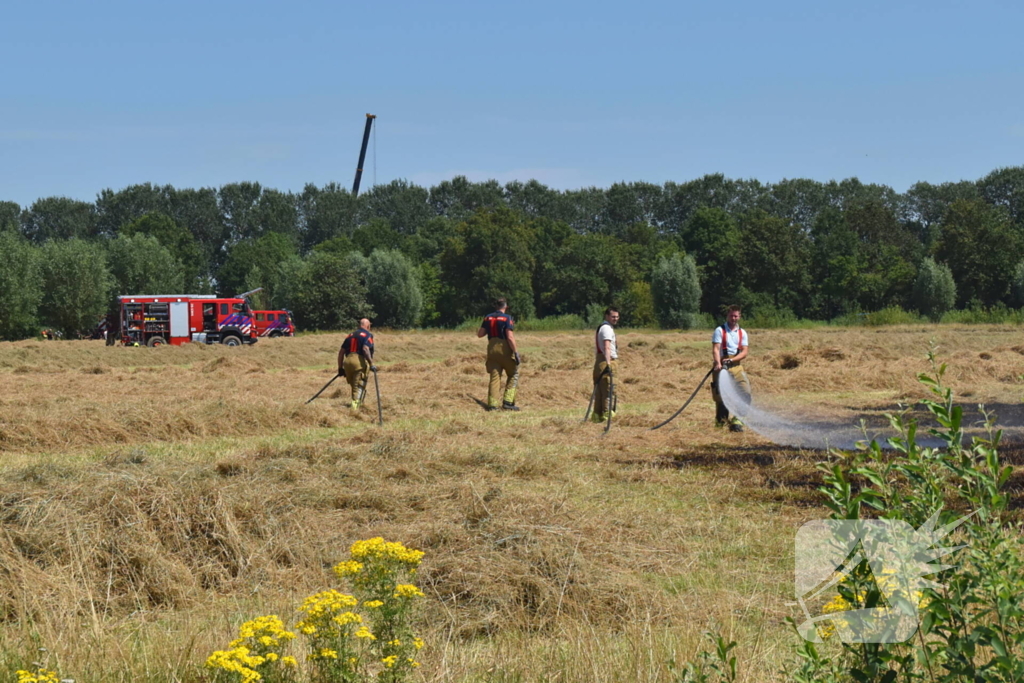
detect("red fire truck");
top-left (117, 294), bottom-right (258, 347)
top-left (253, 310), bottom-right (296, 337)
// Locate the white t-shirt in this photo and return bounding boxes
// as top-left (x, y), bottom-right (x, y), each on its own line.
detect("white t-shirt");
top-left (596, 322), bottom-right (618, 360)
top-left (711, 324), bottom-right (748, 357)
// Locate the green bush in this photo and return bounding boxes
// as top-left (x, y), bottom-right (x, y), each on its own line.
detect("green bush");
top-left (913, 257), bottom-right (956, 320)
top-left (939, 304), bottom-right (1024, 325)
top-left (516, 314), bottom-right (588, 331)
top-left (651, 253), bottom-right (701, 329)
top-left (681, 356), bottom-right (1024, 682)
top-left (357, 249), bottom-right (423, 329)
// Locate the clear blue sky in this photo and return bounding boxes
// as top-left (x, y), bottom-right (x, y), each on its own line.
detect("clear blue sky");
top-left (3, 0), bottom-right (1022, 208)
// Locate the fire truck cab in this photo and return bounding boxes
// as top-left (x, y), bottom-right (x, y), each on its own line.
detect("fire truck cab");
top-left (253, 310), bottom-right (295, 337)
top-left (118, 294), bottom-right (258, 347)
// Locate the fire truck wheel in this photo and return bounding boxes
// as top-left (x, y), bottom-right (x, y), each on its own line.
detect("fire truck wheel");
top-left (147, 336), bottom-right (166, 347)
top-left (268, 330), bottom-right (282, 338)
top-left (221, 335), bottom-right (242, 347)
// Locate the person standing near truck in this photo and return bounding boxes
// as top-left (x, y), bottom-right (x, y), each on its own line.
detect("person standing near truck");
top-left (476, 298), bottom-right (521, 411)
top-left (339, 318), bottom-right (376, 410)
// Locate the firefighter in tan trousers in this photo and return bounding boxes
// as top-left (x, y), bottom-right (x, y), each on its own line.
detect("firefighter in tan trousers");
top-left (338, 318), bottom-right (376, 410)
top-left (476, 298), bottom-right (521, 411)
top-left (711, 305), bottom-right (752, 432)
top-left (591, 307), bottom-right (619, 422)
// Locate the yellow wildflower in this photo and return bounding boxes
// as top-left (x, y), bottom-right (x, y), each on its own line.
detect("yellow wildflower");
top-left (282, 656), bottom-right (298, 667)
top-left (332, 611), bottom-right (362, 626)
top-left (362, 599), bottom-right (384, 609)
top-left (413, 637), bottom-right (425, 650)
top-left (355, 626), bottom-right (376, 640)
top-left (349, 537), bottom-right (424, 567)
top-left (382, 655), bottom-right (399, 668)
top-left (16, 670), bottom-right (60, 683)
top-left (333, 560), bottom-right (364, 577)
top-left (394, 584), bottom-right (425, 598)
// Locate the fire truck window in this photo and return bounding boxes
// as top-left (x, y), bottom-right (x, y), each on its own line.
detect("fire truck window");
top-left (256, 313), bottom-right (265, 321)
top-left (220, 303), bottom-right (228, 315)
top-left (267, 314), bottom-right (275, 321)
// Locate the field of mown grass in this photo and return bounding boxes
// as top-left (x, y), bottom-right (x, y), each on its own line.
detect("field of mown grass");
top-left (1, 326), bottom-right (1022, 682)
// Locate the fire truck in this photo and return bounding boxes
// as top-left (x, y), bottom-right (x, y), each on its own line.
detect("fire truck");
top-left (117, 294), bottom-right (258, 347)
top-left (253, 310), bottom-right (296, 337)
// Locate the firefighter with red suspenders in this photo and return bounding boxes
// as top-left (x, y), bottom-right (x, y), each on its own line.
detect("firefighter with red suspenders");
top-left (591, 307), bottom-right (620, 423)
top-left (711, 304), bottom-right (751, 432)
top-left (476, 298), bottom-right (521, 411)
top-left (338, 318), bottom-right (376, 410)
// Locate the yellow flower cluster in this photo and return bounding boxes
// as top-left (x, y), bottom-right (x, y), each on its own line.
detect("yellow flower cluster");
top-left (15, 669), bottom-right (60, 683)
top-left (348, 537), bottom-right (424, 568)
top-left (394, 584), bottom-right (425, 599)
top-left (334, 560), bottom-right (364, 577)
top-left (205, 646), bottom-right (266, 683)
top-left (229, 614), bottom-right (297, 650)
top-left (296, 589), bottom-right (362, 637)
top-left (362, 600), bottom-right (384, 609)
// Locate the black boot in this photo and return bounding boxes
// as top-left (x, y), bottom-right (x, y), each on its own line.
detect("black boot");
top-left (502, 401), bottom-right (520, 411)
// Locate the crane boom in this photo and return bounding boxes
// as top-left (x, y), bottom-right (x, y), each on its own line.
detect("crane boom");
top-left (352, 113), bottom-right (377, 197)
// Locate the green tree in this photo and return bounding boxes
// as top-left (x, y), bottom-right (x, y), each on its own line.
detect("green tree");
top-left (1012, 261), bottom-right (1024, 308)
top-left (0, 230), bottom-right (42, 339)
top-left (428, 176), bottom-right (505, 221)
top-left (618, 281), bottom-right (657, 327)
top-left (95, 183), bottom-right (173, 238)
top-left (291, 251), bottom-right (372, 331)
top-left (107, 234), bottom-right (185, 298)
top-left (681, 207), bottom-right (741, 314)
top-left (934, 199), bottom-right (1020, 306)
top-left (299, 183), bottom-right (358, 252)
top-left (218, 232), bottom-right (297, 300)
top-left (845, 201), bottom-right (919, 311)
top-left (352, 217), bottom-right (402, 255)
top-left (357, 249), bottom-right (423, 328)
top-left (169, 186), bottom-right (224, 277)
top-left (39, 239), bottom-right (113, 337)
top-left (359, 180), bottom-right (432, 234)
top-left (0, 201), bottom-right (20, 232)
top-left (913, 257), bottom-right (956, 320)
top-left (120, 212), bottom-right (205, 290)
top-left (218, 181), bottom-right (264, 244)
top-left (735, 210), bottom-right (812, 315)
top-left (651, 253), bottom-right (701, 329)
top-left (536, 234), bottom-right (635, 316)
top-left (416, 262), bottom-right (443, 327)
top-left (438, 207), bottom-right (536, 323)
top-left (20, 197), bottom-right (98, 243)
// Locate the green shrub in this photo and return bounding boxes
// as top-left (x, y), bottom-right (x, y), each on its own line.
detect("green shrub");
top-left (913, 257), bottom-right (956, 320)
top-left (516, 314), bottom-right (588, 331)
top-left (651, 253), bottom-right (701, 329)
top-left (681, 355), bottom-right (1024, 682)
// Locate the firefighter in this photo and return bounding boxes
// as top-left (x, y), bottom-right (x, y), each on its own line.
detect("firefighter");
top-left (711, 305), bottom-right (751, 432)
top-left (476, 298), bottom-right (520, 411)
top-left (338, 318), bottom-right (376, 410)
top-left (591, 307), bottom-right (619, 423)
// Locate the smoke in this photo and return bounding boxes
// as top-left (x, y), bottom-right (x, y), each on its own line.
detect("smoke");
top-left (716, 371), bottom-right (951, 450)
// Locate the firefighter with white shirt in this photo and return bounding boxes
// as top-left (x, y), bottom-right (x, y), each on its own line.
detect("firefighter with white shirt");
top-left (711, 305), bottom-right (751, 432)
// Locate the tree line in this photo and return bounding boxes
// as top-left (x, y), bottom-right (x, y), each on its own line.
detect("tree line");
top-left (1, 167), bottom-right (1023, 339)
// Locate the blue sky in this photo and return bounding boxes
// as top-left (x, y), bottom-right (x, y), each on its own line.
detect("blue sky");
top-left (2, 0), bottom-right (1022, 207)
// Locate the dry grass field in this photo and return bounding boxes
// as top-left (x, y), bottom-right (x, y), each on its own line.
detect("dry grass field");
top-left (1, 326), bottom-right (1023, 682)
